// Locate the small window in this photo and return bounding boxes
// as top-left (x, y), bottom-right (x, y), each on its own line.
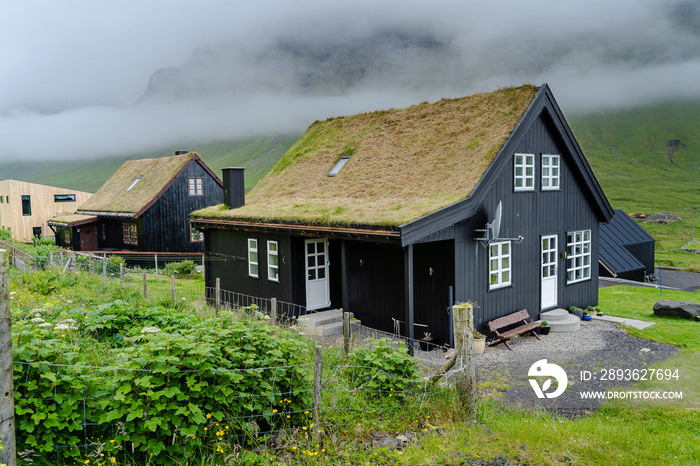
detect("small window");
top-left (327, 156), bottom-right (351, 177)
top-left (267, 240), bottom-right (279, 282)
top-left (542, 154), bottom-right (560, 191)
top-left (248, 238), bottom-right (259, 278)
top-left (5, 196), bottom-right (8, 203)
top-left (126, 177), bottom-right (142, 192)
top-left (123, 223), bottom-right (138, 245)
top-left (190, 224), bottom-right (204, 243)
top-left (54, 194), bottom-right (77, 202)
top-left (566, 230), bottom-right (591, 284)
top-left (188, 177), bottom-right (204, 196)
top-left (489, 241), bottom-right (511, 289)
top-left (0, 196), bottom-right (3, 204)
top-left (32, 227), bottom-right (42, 238)
top-left (514, 153), bottom-right (535, 191)
top-left (64, 229), bottom-right (70, 245)
top-left (21, 195), bottom-right (31, 216)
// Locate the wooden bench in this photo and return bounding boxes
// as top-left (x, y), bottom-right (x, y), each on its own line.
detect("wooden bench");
top-left (486, 309), bottom-right (542, 351)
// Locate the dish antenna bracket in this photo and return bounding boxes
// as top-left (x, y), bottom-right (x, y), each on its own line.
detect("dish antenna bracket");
top-left (474, 201), bottom-right (524, 245)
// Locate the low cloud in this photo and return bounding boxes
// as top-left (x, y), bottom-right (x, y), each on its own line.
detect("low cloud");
top-left (0, 0), bottom-right (697, 162)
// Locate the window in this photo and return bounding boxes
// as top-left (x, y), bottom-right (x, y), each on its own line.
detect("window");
top-left (542, 154), bottom-right (560, 191)
top-left (0, 196), bottom-right (3, 204)
top-left (566, 230), bottom-right (591, 284)
top-left (489, 241), bottom-right (511, 289)
top-left (54, 194), bottom-right (77, 202)
top-left (267, 240), bottom-right (279, 282)
top-left (248, 238), bottom-right (259, 278)
top-left (64, 230), bottom-right (70, 245)
top-left (126, 177), bottom-right (142, 192)
top-left (123, 223), bottom-right (138, 245)
top-left (21, 195), bottom-right (31, 216)
top-left (190, 224), bottom-right (204, 243)
top-left (188, 177), bottom-right (204, 196)
top-left (327, 155), bottom-right (351, 177)
top-left (514, 153), bottom-right (535, 191)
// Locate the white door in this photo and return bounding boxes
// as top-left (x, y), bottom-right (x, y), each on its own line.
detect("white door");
top-left (541, 235), bottom-right (558, 309)
top-left (305, 239), bottom-right (330, 310)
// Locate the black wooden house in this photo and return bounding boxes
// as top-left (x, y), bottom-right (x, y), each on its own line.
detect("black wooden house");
top-left (191, 85), bottom-right (614, 342)
top-left (50, 151), bottom-right (223, 253)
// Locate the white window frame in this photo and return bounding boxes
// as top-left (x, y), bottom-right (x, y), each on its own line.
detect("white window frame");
top-left (542, 154), bottom-right (560, 191)
top-left (248, 238), bottom-right (259, 278)
top-left (189, 224), bottom-right (204, 243)
top-left (566, 230), bottom-right (591, 284)
top-left (123, 223), bottom-right (138, 246)
top-left (267, 240), bottom-right (279, 282)
top-left (489, 241), bottom-right (512, 290)
top-left (514, 153), bottom-right (535, 191)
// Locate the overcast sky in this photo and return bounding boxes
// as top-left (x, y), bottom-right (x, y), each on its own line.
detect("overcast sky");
top-left (1, 0), bottom-right (699, 162)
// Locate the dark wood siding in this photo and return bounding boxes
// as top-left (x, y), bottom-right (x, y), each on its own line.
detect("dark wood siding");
top-left (142, 161), bottom-right (223, 252)
top-left (455, 112), bottom-right (601, 332)
top-left (206, 229), bottom-right (294, 304)
top-left (413, 240), bottom-right (454, 344)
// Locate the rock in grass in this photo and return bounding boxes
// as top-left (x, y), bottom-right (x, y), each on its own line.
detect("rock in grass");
top-left (653, 299), bottom-right (700, 320)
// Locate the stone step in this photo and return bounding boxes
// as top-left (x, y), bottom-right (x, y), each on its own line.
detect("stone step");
top-left (537, 314), bottom-right (580, 332)
top-left (302, 319), bottom-right (362, 337)
top-left (539, 308), bottom-right (572, 322)
top-left (299, 309), bottom-right (354, 328)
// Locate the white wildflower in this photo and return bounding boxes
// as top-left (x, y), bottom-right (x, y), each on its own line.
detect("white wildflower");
top-left (38, 323), bottom-right (52, 328)
top-left (640, 348), bottom-right (651, 353)
top-left (141, 326), bottom-right (161, 334)
top-left (30, 317), bottom-right (45, 324)
top-left (54, 323), bottom-right (76, 331)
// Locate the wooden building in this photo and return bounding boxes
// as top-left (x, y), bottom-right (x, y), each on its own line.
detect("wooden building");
top-left (0, 180), bottom-right (92, 242)
top-left (49, 151), bottom-right (223, 253)
top-left (599, 209), bottom-right (655, 282)
top-left (191, 85), bottom-right (614, 342)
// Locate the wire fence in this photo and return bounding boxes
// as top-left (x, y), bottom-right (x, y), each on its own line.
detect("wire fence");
top-left (12, 348), bottom-right (460, 464)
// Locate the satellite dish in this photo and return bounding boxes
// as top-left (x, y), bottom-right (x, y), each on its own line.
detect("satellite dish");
top-left (488, 201), bottom-right (502, 241)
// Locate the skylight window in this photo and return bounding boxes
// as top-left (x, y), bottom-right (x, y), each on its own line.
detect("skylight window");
top-left (327, 156), bottom-right (351, 177)
top-left (126, 177), bottom-right (142, 192)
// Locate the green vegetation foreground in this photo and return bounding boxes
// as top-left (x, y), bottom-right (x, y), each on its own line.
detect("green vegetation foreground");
top-left (6, 267), bottom-right (700, 465)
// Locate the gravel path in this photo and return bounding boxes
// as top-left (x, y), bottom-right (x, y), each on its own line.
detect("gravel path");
top-left (415, 319), bottom-right (678, 417)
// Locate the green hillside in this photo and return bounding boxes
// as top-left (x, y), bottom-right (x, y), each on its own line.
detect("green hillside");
top-left (0, 134), bottom-right (300, 193)
top-left (569, 99), bottom-right (700, 269)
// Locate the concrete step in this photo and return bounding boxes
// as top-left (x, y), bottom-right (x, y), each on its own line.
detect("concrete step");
top-left (538, 314), bottom-right (580, 332)
top-left (539, 308), bottom-right (572, 322)
top-left (303, 319), bottom-right (362, 337)
top-left (299, 309), bottom-right (354, 328)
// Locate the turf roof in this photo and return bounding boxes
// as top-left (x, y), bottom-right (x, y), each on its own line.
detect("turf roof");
top-left (194, 85), bottom-right (539, 228)
top-left (77, 152), bottom-right (199, 217)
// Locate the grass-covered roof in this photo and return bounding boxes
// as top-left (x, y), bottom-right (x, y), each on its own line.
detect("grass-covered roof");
top-left (77, 152), bottom-right (198, 217)
top-left (194, 85), bottom-right (539, 227)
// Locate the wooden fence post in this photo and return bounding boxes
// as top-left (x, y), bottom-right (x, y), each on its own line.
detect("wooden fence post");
top-left (453, 302), bottom-right (477, 418)
top-left (171, 275), bottom-right (175, 301)
top-left (103, 254), bottom-right (107, 285)
top-left (154, 254), bottom-right (158, 276)
top-left (312, 346), bottom-right (322, 446)
top-left (270, 297), bottom-right (277, 325)
top-left (49, 250), bottom-right (54, 267)
top-left (143, 270), bottom-right (147, 299)
top-left (0, 250), bottom-right (17, 466)
top-left (343, 311), bottom-right (351, 356)
top-left (70, 252), bottom-right (77, 273)
top-left (88, 254), bottom-right (92, 274)
top-left (120, 264), bottom-right (124, 287)
top-left (215, 278), bottom-right (220, 317)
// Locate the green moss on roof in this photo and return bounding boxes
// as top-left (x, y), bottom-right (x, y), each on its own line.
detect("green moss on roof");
top-left (77, 152), bottom-right (197, 216)
top-left (193, 85), bottom-right (539, 227)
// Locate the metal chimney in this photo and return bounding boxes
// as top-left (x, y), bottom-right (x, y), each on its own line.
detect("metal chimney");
top-left (222, 167), bottom-right (245, 209)
top-left (175, 150), bottom-right (190, 155)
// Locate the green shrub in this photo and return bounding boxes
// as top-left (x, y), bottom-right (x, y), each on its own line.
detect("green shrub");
top-left (12, 301), bottom-right (313, 464)
top-left (163, 260), bottom-right (198, 277)
top-left (0, 227), bottom-right (12, 241)
top-left (348, 338), bottom-right (419, 402)
top-left (17, 268), bottom-right (79, 295)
